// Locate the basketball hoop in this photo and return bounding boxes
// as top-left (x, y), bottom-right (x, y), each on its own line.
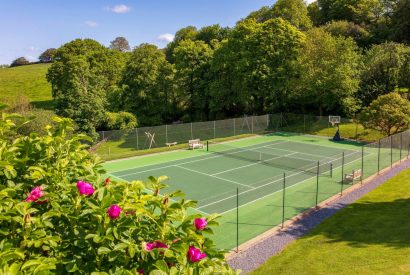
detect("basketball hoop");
top-left (329, 116), bottom-right (341, 127)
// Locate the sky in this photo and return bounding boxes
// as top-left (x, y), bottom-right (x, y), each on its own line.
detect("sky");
top-left (0, 0), bottom-right (280, 65)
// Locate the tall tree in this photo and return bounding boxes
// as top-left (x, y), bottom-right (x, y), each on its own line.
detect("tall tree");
top-left (47, 39), bottom-right (125, 136)
top-left (119, 44), bottom-right (175, 125)
top-left (173, 40), bottom-right (214, 121)
top-left (210, 18), bottom-right (305, 117)
top-left (196, 25), bottom-right (230, 46)
top-left (39, 48), bottom-right (57, 63)
top-left (323, 20), bottom-right (371, 47)
top-left (10, 57), bottom-right (29, 67)
top-left (110, 37), bottom-right (131, 52)
top-left (391, 0), bottom-right (410, 43)
top-left (165, 26), bottom-right (198, 63)
top-left (246, 0), bottom-right (312, 30)
top-left (295, 28), bottom-right (361, 116)
top-left (358, 42), bottom-right (410, 106)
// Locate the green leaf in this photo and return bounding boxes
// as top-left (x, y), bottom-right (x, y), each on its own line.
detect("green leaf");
top-left (154, 259), bottom-right (169, 273)
top-left (97, 247), bottom-right (111, 255)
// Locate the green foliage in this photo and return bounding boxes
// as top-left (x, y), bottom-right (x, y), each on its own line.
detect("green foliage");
top-left (210, 18), bottom-right (305, 116)
top-left (173, 40), bottom-right (214, 121)
top-left (11, 57), bottom-right (30, 67)
top-left (119, 44), bottom-right (176, 125)
top-left (104, 111), bottom-right (137, 130)
top-left (390, 0), bottom-right (410, 43)
top-left (295, 28), bottom-right (361, 116)
top-left (17, 109), bottom-right (57, 136)
top-left (323, 20), bottom-right (371, 47)
top-left (246, 0), bottom-right (312, 30)
top-left (47, 39), bottom-right (128, 137)
top-left (359, 42), bottom-right (410, 106)
top-left (0, 115), bottom-right (235, 274)
top-left (39, 48), bottom-right (57, 63)
top-left (359, 93), bottom-right (410, 135)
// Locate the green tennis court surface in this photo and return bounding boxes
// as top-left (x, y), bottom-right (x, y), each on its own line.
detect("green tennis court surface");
top-left (103, 133), bottom-right (396, 250)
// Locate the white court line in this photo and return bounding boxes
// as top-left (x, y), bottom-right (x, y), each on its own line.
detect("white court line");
top-left (175, 165), bottom-right (254, 189)
top-left (216, 151), bottom-right (375, 215)
top-left (211, 152), bottom-right (298, 176)
top-left (263, 142), bottom-right (338, 160)
top-left (114, 140), bottom-right (287, 178)
top-left (197, 150), bottom-right (363, 211)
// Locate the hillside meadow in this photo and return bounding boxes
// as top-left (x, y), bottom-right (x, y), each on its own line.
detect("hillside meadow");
top-left (0, 63), bottom-right (53, 109)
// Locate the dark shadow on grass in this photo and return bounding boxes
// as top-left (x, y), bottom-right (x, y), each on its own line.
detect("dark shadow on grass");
top-left (32, 99), bottom-right (55, 110)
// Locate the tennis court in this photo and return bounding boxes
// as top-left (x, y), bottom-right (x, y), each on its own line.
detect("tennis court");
top-left (106, 135), bottom-right (362, 212)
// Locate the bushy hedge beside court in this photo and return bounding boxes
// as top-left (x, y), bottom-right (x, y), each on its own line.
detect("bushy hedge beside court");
top-left (0, 113), bottom-right (235, 274)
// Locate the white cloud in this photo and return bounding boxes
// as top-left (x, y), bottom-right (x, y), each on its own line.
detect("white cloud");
top-left (85, 21), bottom-right (98, 27)
top-left (28, 46), bottom-right (39, 51)
top-left (106, 4), bottom-right (131, 13)
top-left (157, 33), bottom-right (175, 43)
top-left (305, 0), bottom-right (316, 3)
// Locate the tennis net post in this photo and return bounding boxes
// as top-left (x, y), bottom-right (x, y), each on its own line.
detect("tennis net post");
top-left (330, 163), bottom-right (333, 178)
top-left (315, 161), bottom-right (319, 208)
top-left (206, 141), bottom-right (209, 151)
top-left (340, 152), bottom-right (345, 196)
top-left (282, 173), bottom-right (286, 228)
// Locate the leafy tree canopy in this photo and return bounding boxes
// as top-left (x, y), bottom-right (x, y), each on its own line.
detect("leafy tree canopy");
top-left (246, 0), bottom-right (312, 30)
top-left (10, 57), bottom-right (29, 67)
top-left (359, 93), bottom-right (410, 135)
top-left (39, 48), bottom-right (57, 63)
top-left (109, 36), bottom-right (131, 52)
top-left (119, 44), bottom-right (175, 125)
top-left (323, 20), bottom-right (371, 47)
top-left (295, 28), bottom-right (361, 116)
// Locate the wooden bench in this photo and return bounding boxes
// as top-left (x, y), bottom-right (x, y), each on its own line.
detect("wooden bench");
top-left (165, 142), bottom-right (178, 147)
top-left (188, 139), bottom-right (204, 150)
top-left (344, 169), bottom-right (362, 182)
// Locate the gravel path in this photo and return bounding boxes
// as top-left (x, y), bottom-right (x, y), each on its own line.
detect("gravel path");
top-left (228, 159), bottom-right (410, 273)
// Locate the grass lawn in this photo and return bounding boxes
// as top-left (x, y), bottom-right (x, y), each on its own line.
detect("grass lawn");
top-left (0, 63), bottom-right (53, 109)
top-left (251, 167), bottom-right (410, 275)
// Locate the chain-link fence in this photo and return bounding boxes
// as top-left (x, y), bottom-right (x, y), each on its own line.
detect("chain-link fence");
top-left (211, 130), bottom-right (410, 251)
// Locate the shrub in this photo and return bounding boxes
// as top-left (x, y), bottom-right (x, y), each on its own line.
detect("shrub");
top-left (17, 109), bottom-right (57, 136)
top-left (104, 111), bottom-right (138, 130)
top-left (0, 115), bottom-right (235, 274)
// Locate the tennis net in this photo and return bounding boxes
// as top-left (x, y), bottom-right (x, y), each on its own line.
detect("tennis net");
top-left (207, 141), bottom-right (332, 176)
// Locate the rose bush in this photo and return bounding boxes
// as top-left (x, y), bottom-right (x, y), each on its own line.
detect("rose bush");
top-left (0, 113), bottom-right (236, 274)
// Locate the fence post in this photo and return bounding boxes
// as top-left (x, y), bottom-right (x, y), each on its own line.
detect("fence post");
top-left (377, 139), bottom-right (380, 174)
top-left (234, 118), bottom-right (236, 136)
top-left (190, 123), bottom-right (193, 140)
top-left (213, 121), bottom-right (216, 139)
top-left (251, 116), bottom-right (254, 134)
top-left (355, 119), bottom-right (359, 142)
top-left (303, 115), bottom-right (306, 134)
top-left (315, 161), bottom-right (319, 208)
top-left (340, 152), bottom-right (345, 196)
top-left (102, 131), bottom-right (105, 140)
top-left (165, 125), bottom-right (168, 144)
top-left (400, 132), bottom-right (403, 162)
top-left (136, 128), bottom-right (139, 150)
top-left (282, 173), bottom-right (286, 228)
top-left (361, 146), bottom-right (364, 185)
top-left (236, 187), bottom-right (239, 253)
top-left (390, 135), bottom-right (393, 167)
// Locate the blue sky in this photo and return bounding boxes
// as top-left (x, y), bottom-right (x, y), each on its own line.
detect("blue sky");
top-left (0, 0), bottom-right (277, 64)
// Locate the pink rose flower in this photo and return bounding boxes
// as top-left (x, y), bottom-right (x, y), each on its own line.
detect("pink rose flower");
top-left (145, 241), bottom-right (168, 251)
top-left (194, 218), bottom-right (207, 230)
top-left (104, 177), bottom-right (110, 185)
top-left (107, 204), bottom-right (122, 220)
top-left (76, 181), bottom-right (94, 196)
top-left (25, 186), bottom-right (44, 202)
top-left (187, 246), bottom-right (206, 262)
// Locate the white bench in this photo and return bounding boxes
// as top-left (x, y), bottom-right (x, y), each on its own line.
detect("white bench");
top-left (344, 169), bottom-right (362, 182)
top-left (188, 139), bottom-right (204, 150)
top-left (165, 142), bottom-right (178, 147)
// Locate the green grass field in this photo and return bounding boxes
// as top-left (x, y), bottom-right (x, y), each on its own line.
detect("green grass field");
top-left (0, 63), bottom-right (53, 109)
top-left (251, 166), bottom-right (410, 274)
